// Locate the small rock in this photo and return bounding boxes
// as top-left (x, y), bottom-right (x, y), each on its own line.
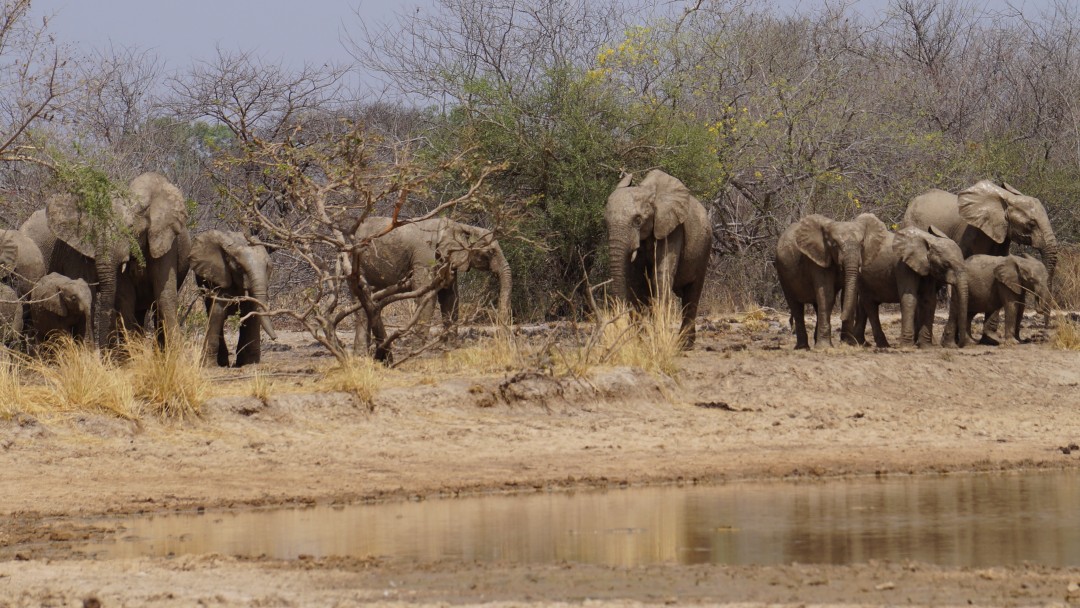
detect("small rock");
top-left (875, 582), bottom-right (895, 591)
top-left (1067, 581), bottom-right (1080, 595)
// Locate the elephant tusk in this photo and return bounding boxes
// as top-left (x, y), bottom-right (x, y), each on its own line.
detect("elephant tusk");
top-left (630, 249), bottom-right (638, 264)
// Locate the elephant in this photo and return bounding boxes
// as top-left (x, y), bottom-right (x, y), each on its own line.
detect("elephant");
top-left (903, 180), bottom-right (1058, 294)
top-left (28, 272), bottom-right (92, 344)
top-left (852, 222), bottom-right (970, 348)
top-left (0, 283), bottom-right (22, 346)
top-left (20, 172), bottom-right (190, 348)
top-left (774, 213), bottom-right (882, 349)
top-left (951, 254), bottom-right (1052, 346)
top-left (605, 170), bottom-right (712, 347)
top-left (190, 230), bottom-right (277, 367)
top-left (350, 216), bottom-right (512, 357)
top-left (0, 229), bottom-right (46, 298)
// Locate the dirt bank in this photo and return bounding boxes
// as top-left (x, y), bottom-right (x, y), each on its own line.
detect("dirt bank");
top-left (1, 313), bottom-right (1079, 605)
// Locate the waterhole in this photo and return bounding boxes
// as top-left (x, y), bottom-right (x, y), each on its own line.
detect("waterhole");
top-left (78, 470), bottom-right (1080, 566)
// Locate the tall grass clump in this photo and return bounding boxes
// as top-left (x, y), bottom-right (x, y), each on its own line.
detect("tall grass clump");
top-left (321, 355), bottom-right (383, 407)
top-left (124, 333), bottom-right (210, 421)
top-left (1055, 245), bottom-right (1080, 310)
top-left (587, 293), bottom-right (685, 377)
top-left (1051, 315), bottom-right (1080, 350)
top-left (34, 336), bottom-right (137, 419)
top-left (0, 354), bottom-right (31, 419)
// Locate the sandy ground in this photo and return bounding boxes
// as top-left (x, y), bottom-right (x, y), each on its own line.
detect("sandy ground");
top-left (2, 311), bottom-right (1080, 606)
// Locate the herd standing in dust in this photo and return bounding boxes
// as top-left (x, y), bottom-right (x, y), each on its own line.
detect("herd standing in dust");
top-left (0, 168), bottom-right (1060, 365)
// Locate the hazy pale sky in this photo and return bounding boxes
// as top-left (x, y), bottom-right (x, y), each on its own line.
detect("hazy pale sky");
top-left (32, 0), bottom-right (1038, 79)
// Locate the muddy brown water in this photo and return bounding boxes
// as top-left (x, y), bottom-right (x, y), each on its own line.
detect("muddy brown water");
top-left (76, 471), bottom-right (1080, 567)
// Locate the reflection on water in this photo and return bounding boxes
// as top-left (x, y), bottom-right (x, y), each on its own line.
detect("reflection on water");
top-left (79, 471), bottom-right (1080, 566)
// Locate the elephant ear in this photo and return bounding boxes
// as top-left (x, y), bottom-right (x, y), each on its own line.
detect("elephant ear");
top-left (854, 213), bottom-right (889, 263)
top-left (45, 193), bottom-right (104, 258)
top-left (639, 170), bottom-right (691, 240)
top-left (129, 172), bottom-right (189, 259)
top-left (794, 215), bottom-right (833, 268)
top-left (33, 275), bottom-right (69, 317)
top-left (0, 231), bottom-right (19, 281)
top-left (957, 180), bottom-right (1008, 244)
top-left (894, 228), bottom-right (932, 276)
top-left (993, 258), bottom-right (1023, 295)
top-left (190, 230), bottom-right (236, 289)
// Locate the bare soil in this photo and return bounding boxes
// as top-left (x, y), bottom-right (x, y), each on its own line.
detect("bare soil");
top-left (2, 311), bottom-right (1080, 606)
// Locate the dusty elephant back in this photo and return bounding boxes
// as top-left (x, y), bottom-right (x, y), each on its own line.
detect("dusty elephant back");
top-left (353, 217), bottom-right (444, 290)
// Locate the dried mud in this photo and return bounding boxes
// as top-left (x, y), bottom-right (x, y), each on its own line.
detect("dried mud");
top-left (2, 312), bottom-right (1080, 606)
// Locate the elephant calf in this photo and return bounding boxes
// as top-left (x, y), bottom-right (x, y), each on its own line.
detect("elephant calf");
top-left (952, 254), bottom-right (1052, 345)
top-left (190, 230), bottom-right (277, 367)
top-left (29, 273), bottom-right (92, 344)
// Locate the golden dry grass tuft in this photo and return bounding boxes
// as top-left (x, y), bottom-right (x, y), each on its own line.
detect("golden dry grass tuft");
top-left (0, 354), bottom-right (32, 420)
top-left (123, 334), bottom-right (211, 422)
top-left (1055, 245), bottom-right (1080, 311)
top-left (568, 294), bottom-right (684, 378)
top-left (321, 355), bottom-right (384, 406)
top-left (1051, 314), bottom-right (1080, 351)
top-left (403, 327), bottom-right (534, 375)
top-left (33, 336), bottom-right (138, 419)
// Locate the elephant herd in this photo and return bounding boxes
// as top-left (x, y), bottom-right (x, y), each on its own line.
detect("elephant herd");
top-left (0, 172), bottom-right (517, 367)
top-left (0, 168), bottom-right (1053, 368)
top-left (775, 180), bottom-right (1057, 350)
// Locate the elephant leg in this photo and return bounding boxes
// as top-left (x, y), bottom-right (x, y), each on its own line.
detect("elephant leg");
top-left (151, 254), bottom-right (181, 346)
top-left (678, 279), bottom-right (704, 349)
top-left (234, 301), bottom-right (262, 367)
top-left (1013, 300), bottom-right (1026, 342)
top-left (812, 276), bottom-right (835, 348)
top-left (864, 299), bottom-right (890, 348)
top-left (203, 296), bottom-right (231, 367)
top-left (898, 287), bottom-right (918, 347)
top-left (982, 308), bottom-right (1002, 342)
top-left (916, 282), bottom-right (937, 348)
top-left (436, 283), bottom-right (458, 343)
top-left (789, 300), bottom-right (809, 350)
top-left (1001, 300), bottom-right (1020, 345)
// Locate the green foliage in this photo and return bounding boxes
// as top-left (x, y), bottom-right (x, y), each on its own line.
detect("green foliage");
top-left (51, 162), bottom-right (143, 266)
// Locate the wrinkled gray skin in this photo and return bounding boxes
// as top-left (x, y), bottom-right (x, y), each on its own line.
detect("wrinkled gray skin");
top-left (903, 180), bottom-right (1057, 327)
top-left (19, 172), bottom-right (190, 348)
top-left (605, 170), bottom-right (712, 347)
top-left (854, 224), bottom-right (970, 348)
top-left (190, 230), bottom-right (277, 367)
top-left (774, 214), bottom-right (880, 349)
top-left (351, 217), bottom-right (512, 358)
top-left (953, 254), bottom-right (1052, 345)
top-left (28, 272), bottom-right (92, 344)
top-left (0, 229), bottom-right (46, 298)
top-left (0, 283), bottom-right (22, 346)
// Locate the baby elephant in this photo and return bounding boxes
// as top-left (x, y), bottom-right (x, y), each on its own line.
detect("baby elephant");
top-left (29, 273), bottom-right (92, 343)
top-left (959, 254), bottom-right (1052, 345)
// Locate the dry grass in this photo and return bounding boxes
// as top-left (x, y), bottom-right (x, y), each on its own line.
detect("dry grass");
top-left (249, 369), bottom-right (274, 403)
top-left (1051, 314), bottom-right (1080, 351)
top-left (1055, 245), bottom-right (1080, 311)
top-left (559, 295), bottom-right (684, 378)
top-left (321, 355), bottom-right (384, 406)
top-left (0, 354), bottom-right (32, 420)
top-left (123, 333), bottom-right (210, 422)
top-left (33, 336), bottom-right (138, 420)
top-left (401, 327), bottom-right (535, 376)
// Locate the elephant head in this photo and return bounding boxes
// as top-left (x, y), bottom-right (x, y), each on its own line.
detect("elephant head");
top-left (791, 213), bottom-right (884, 326)
top-left (957, 180), bottom-right (1058, 283)
top-left (190, 230), bottom-right (277, 340)
top-left (45, 172), bottom-right (188, 346)
top-left (997, 254), bottom-right (1053, 322)
top-left (32, 273), bottom-right (93, 342)
top-left (438, 222), bottom-right (512, 320)
top-left (894, 226), bottom-right (970, 343)
top-left (605, 169), bottom-right (695, 300)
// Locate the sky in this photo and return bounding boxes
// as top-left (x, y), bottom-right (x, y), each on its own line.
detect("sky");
top-left (31, 0), bottom-right (1040, 89)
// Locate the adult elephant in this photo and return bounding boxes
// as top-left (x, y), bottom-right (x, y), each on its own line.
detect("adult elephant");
top-left (605, 170), bottom-right (712, 347)
top-left (351, 216), bottom-right (512, 357)
top-left (903, 180), bottom-right (1058, 286)
top-left (190, 230), bottom-right (277, 367)
top-left (20, 172), bottom-right (190, 348)
top-left (774, 213), bottom-right (882, 349)
top-left (854, 223), bottom-right (970, 348)
top-left (0, 229), bottom-right (46, 299)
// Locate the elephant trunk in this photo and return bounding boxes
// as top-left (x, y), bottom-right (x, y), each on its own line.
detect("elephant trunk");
top-left (608, 233), bottom-right (632, 304)
top-left (93, 257), bottom-right (117, 348)
top-left (493, 246), bottom-right (512, 322)
top-left (839, 245), bottom-right (860, 324)
top-left (952, 271), bottom-right (970, 347)
top-left (1040, 240), bottom-right (1058, 325)
top-left (251, 276), bottom-right (276, 341)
